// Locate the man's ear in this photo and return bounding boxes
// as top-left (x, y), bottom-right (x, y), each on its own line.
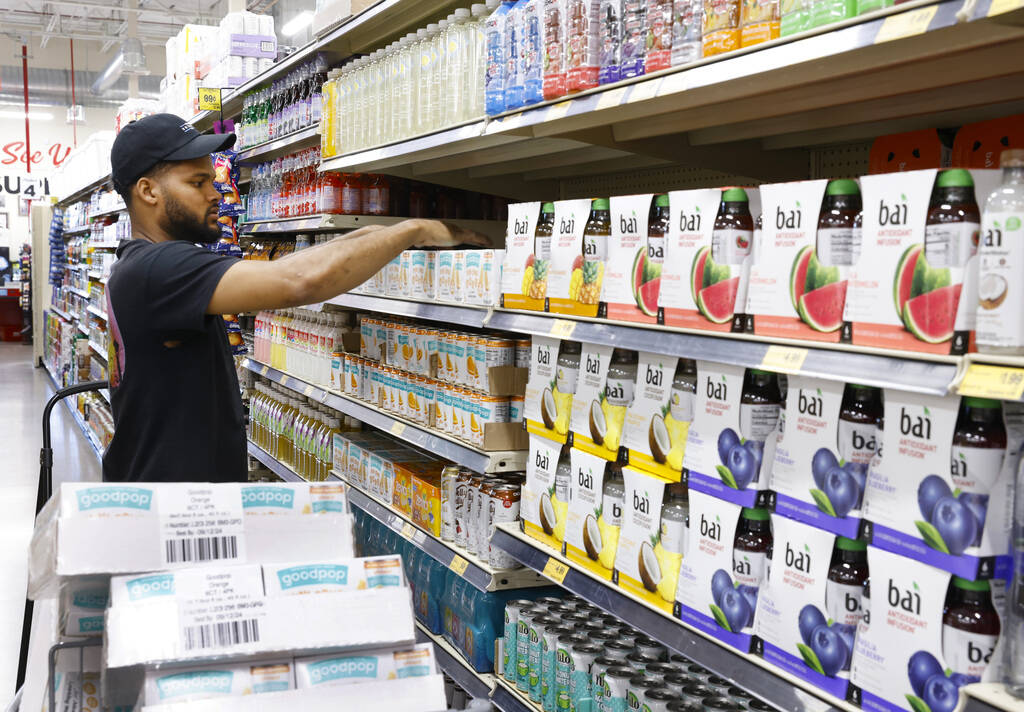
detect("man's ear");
top-left (135, 176), bottom-right (161, 207)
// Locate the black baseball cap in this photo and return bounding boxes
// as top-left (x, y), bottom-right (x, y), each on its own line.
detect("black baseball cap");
top-left (111, 113), bottom-right (236, 194)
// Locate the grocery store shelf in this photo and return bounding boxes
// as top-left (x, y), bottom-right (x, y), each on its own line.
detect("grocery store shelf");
top-left (236, 124), bottom-right (321, 163)
top-left (86, 305), bottom-right (107, 321)
top-left (326, 292), bottom-right (490, 328)
top-left (492, 677), bottom-right (542, 712)
top-left (43, 363), bottom-right (104, 464)
top-left (63, 225), bottom-right (90, 236)
top-left (241, 358), bottom-right (526, 473)
top-left (56, 174), bottom-right (112, 208)
top-left (239, 213), bottom-right (506, 241)
top-left (343, 476), bottom-right (548, 592)
top-left (66, 286), bottom-right (89, 298)
top-left (246, 440), bottom-right (308, 482)
top-left (76, 323), bottom-right (88, 336)
top-left (90, 241), bottom-right (121, 250)
top-left (414, 623), bottom-right (498, 703)
top-left (87, 271), bottom-right (104, 281)
top-left (88, 342), bottom-right (106, 363)
top-left (48, 306), bottom-right (72, 322)
top-left (89, 205), bottom-right (125, 220)
top-left (65, 263), bottom-right (86, 271)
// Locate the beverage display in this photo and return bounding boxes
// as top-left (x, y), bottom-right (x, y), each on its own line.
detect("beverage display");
top-left (977, 149), bottom-right (1024, 354)
top-left (237, 55), bottom-right (329, 148)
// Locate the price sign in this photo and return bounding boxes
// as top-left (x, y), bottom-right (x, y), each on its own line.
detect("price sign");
top-left (759, 345), bottom-right (809, 374)
top-left (260, 365), bottom-right (268, 376)
top-left (198, 87), bottom-right (222, 112)
top-left (304, 384), bottom-right (314, 396)
top-left (390, 421), bottom-right (406, 437)
top-left (989, 0), bottom-right (1024, 15)
top-left (280, 375), bottom-right (290, 387)
top-left (449, 555), bottom-right (469, 575)
top-left (875, 5), bottom-right (938, 43)
top-left (959, 364), bottom-right (1024, 401)
top-left (549, 319), bottom-right (576, 339)
top-left (541, 557), bottom-right (570, 583)
top-left (401, 522), bottom-right (416, 540)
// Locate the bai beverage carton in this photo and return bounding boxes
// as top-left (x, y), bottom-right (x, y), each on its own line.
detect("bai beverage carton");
top-left (621, 352), bottom-right (696, 482)
top-left (850, 547), bottom-right (1007, 712)
top-left (523, 434), bottom-right (568, 552)
top-left (547, 198), bottom-right (601, 317)
top-left (660, 188), bottom-right (760, 333)
top-left (861, 393), bottom-right (1023, 580)
top-left (682, 361), bottom-right (780, 508)
top-left (503, 201), bottom-right (547, 311)
top-left (602, 193), bottom-right (659, 324)
top-left (674, 490), bottom-right (767, 653)
top-left (524, 335), bottom-right (574, 443)
top-left (570, 343), bottom-right (637, 461)
top-left (564, 447), bottom-right (621, 580)
top-left (844, 168), bottom-right (1000, 355)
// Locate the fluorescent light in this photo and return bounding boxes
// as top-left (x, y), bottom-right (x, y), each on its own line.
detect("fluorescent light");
top-left (282, 11), bottom-right (313, 36)
top-left (0, 110), bottom-right (54, 121)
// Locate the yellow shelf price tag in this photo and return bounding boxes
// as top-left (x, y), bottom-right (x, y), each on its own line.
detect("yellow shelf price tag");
top-left (304, 384), bottom-right (314, 396)
top-left (280, 375), bottom-right (290, 386)
top-left (875, 5), bottom-right (938, 43)
top-left (759, 345), bottom-right (809, 373)
top-left (198, 87), bottom-right (222, 112)
top-left (541, 557), bottom-right (570, 584)
top-left (959, 364), bottom-right (1024, 401)
top-left (401, 522), bottom-right (416, 540)
top-left (390, 421), bottom-right (406, 437)
top-left (549, 319), bottom-right (576, 339)
top-left (260, 365), bottom-right (268, 376)
top-left (449, 555), bottom-right (469, 575)
top-left (989, 0), bottom-right (1024, 15)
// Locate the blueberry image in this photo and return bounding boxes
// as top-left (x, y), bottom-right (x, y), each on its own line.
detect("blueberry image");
top-left (931, 496), bottom-right (979, 556)
top-left (958, 493), bottom-right (988, 546)
top-left (907, 651), bottom-right (944, 698)
top-left (831, 623), bottom-right (856, 670)
top-left (811, 448), bottom-right (839, 489)
top-left (798, 604), bottom-right (827, 646)
top-left (728, 444), bottom-right (757, 489)
top-left (719, 587), bottom-right (753, 632)
top-left (809, 624), bottom-right (847, 677)
top-left (737, 584), bottom-right (759, 614)
top-left (918, 475), bottom-right (953, 521)
top-left (923, 674), bottom-right (960, 712)
top-left (718, 428), bottom-right (741, 465)
top-left (711, 569), bottom-right (733, 607)
top-left (948, 673), bottom-right (978, 689)
top-left (823, 466), bottom-right (860, 517)
top-left (843, 461), bottom-right (868, 508)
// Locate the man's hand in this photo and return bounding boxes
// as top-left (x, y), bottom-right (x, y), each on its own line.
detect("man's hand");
top-left (405, 218), bottom-right (491, 248)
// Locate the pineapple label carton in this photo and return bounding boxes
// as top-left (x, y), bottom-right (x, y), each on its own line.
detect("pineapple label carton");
top-left (621, 353), bottom-right (694, 481)
top-left (565, 447), bottom-right (620, 580)
top-left (845, 168), bottom-right (1000, 354)
top-left (747, 179), bottom-right (850, 343)
top-left (523, 433), bottom-right (567, 551)
top-left (683, 361), bottom-right (779, 508)
top-left (769, 376), bottom-right (867, 538)
top-left (501, 201), bottom-right (545, 311)
top-left (571, 344), bottom-right (636, 461)
top-left (674, 489), bottom-right (761, 653)
top-left (604, 193), bottom-right (657, 323)
top-left (524, 335), bottom-right (572, 443)
top-left (548, 198), bottom-right (600, 317)
top-left (660, 188), bottom-right (759, 333)
top-left (614, 465), bottom-right (677, 613)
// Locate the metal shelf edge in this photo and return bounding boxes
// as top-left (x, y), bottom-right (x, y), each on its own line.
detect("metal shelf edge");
top-left (326, 292), bottom-right (491, 328)
top-left (414, 623), bottom-right (497, 702)
top-left (246, 440), bottom-right (308, 482)
top-left (43, 365), bottom-right (104, 464)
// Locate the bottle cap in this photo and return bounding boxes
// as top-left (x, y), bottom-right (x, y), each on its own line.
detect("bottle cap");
top-left (749, 368), bottom-right (774, 376)
top-left (455, 7), bottom-right (471, 18)
top-left (836, 536), bottom-right (867, 552)
top-left (951, 576), bottom-right (991, 592)
top-left (740, 507), bottom-right (771, 521)
top-left (935, 169), bottom-right (974, 188)
top-left (655, 194), bottom-right (670, 207)
top-left (964, 396), bottom-right (1001, 409)
top-left (1000, 149), bottom-right (1024, 167)
top-left (592, 198), bottom-right (610, 211)
top-left (542, 202), bottom-right (555, 213)
top-left (826, 179), bottom-right (860, 196)
top-left (847, 383), bottom-right (877, 390)
top-left (721, 187), bottom-right (748, 202)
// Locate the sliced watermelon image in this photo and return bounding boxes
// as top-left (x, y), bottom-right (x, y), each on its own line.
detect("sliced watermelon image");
top-left (903, 283), bottom-right (962, 343)
top-left (697, 277), bottom-right (740, 324)
top-left (892, 243), bottom-right (924, 319)
top-left (798, 280), bottom-right (848, 332)
top-left (632, 249), bottom-right (662, 316)
top-left (637, 277), bottom-right (661, 317)
top-left (789, 246), bottom-right (813, 312)
top-left (691, 246), bottom-right (710, 305)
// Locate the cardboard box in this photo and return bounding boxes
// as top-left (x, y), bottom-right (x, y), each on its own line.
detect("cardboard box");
top-left (548, 199), bottom-right (601, 318)
top-left (570, 343), bottom-right (634, 462)
top-left (604, 193), bottom-right (658, 324)
top-left (523, 336), bottom-right (572, 444)
top-left (144, 659), bottom-right (294, 704)
top-left (295, 643), bottom-right (436, 688)
top-left (564, 447), bottom-right (618, 580)
top-left (410, 467), bottom-right (444, 537)
top-left (501, 201), bottom-right (547, 311)
top-left (522, 434), bottom-right (568, 552)
top-left (621, 352), bottom-right (693, 481)
top-left (59, 576), bottom-right (109, 637)
top-left (262, 555), bottom-right (405, 596)
top-left (615, 466), bottom-right (679, 614)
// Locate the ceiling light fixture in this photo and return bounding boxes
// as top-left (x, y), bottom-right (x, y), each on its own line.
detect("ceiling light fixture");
top-left (282, 11), bottom-right (314, 37)
top-left (0, 110), bottom-right (54, 121)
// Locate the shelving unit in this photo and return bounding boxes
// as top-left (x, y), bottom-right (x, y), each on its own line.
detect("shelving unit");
top-left (246, 440), bottom-right (309, 483)
top-left (42, 363), bottom-right (104, 464)
top-left (238, 213), bottom-right (507, 241)
top-left (236, 124), bottom-right (321, 163)
top-left (67, 287), bottom-right (89, 299)
top-left (86, 305), bottom-right (107, 321)
top-left (88, 342), bottom-right (106, 364)
top-left (48, 307), bottom-right (71, 322)
top-left (414, 623), bottom-right (499, 704)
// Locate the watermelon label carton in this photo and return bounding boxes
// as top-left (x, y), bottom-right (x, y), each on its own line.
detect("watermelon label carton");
top-left (674, 489), bottom-right (760, 653)
top-left (844, 168), bottom-right (1000, 354)
top-left (747, 179), bottom-right (851, 342)
top-left (861, 392), bottom-right (1024, 580)
top-left (660, 188), bottom-right (759, 333)
top-left (682, 361), bottom-right (778, 508)
top-left (523, 433), bottom-right (567, 552)
top-left (523, 335), bottom-right (572, 443)
top-left (621, 352), bottom-right (693, 482)
top-left (565, 447), bottom-right (619, 580)
top-left (614, 465), bottom-right (677, 614)
top-left (548, 198), bottom-right (601, 317)
top-left (500, 201), bottom-right (545, 311)
top-left (570, 343), bottom-right (634, 462)
top-left (603, 193), bottom-right (660, 323)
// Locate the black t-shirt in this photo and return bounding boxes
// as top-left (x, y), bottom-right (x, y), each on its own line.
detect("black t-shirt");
top-left (102, 239), bottom-right (246, 482)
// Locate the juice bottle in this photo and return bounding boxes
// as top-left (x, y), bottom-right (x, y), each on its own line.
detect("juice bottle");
top-left (566, 0), bottom-right (600, 92)
top-left (732, 507), bottom-right (772, 616)
top-left (542, 0), bottom-right (567, 99)
top-left (645, 193), bottom-right (670, 307)
top-left (598, 0), bottom-right (622, 84)
top-left (942, 577), bottom-right (1001, 683)
top-left (531, 202), bottom-right (555, 301)
top-left (644, 0), bottom-right (674, 72)
top-left (925, 169), bottom-right (980, 269)
top-left (826, 537), bottom-right (868, 630)
top-left (519, 0), bottom-right (544, 105)
top-left (577, 197), bottom-right (610, 306)
top-left (621, 0), bottom-right (647, 78)
top-left (671, 0), bottom-right (702, 65)
top-left (950, 397), bottom-right (1007, 546)
top-left (702, 0), bottom-right (741, 56)
top-left (816, 179), bottom-right (862, 267)
top-left (739, 0), bottom-right (779, 47)
top-left (712, 188), bottom-right (754, 266)
top-left (978, 149), bottom-right (1024, 354)
top-left (838, 383), bottom-right (882, 503)
top-left (739, 369), bottom-right (781, 486)
top-left (670, 358), bottom-right (697, 423)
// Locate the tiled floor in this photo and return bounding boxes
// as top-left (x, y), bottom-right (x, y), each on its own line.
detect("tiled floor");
top-left (0, 343), bottom-right (102, 703)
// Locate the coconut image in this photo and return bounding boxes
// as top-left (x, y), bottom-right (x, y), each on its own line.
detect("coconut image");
top-left (638, 541), bottom-right (661, 592)
top-left (540, 492), bottom-right (556, 535)
top-left (590, 400), bottom-right (607, 445)
top-left (583, 514), bottom-right (602, 560)
top-left (979, 273), bottom-right (1008, 310)
top-left (541, 388), bottom-right (557, 429)
top-left (648, 414), bottom-right (670, 465)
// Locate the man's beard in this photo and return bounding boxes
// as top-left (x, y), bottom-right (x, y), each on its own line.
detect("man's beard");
top-left (159, 193), bottom-right (221, 243)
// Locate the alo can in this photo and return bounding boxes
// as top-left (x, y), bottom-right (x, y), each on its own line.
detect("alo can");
top-left (454, 471), bottom-right (472, 549)
top-left (661, 672), bottom-right (696, 696)
top-left (704, 676), bottom-right (733, 697)
top-left (440, 466), bottom-right (459, 542)
top-left (642, 688), bottom-right (680, 712)
top-left (627, 676), bottom-right (664, 711)
top-left (517, 607), bottom-right (544, 691)
top-left (569, 642), bottom-right (604, 712)
top-left (488, 484), bottom-right (522, 569)
top-left (505, 600), bottom-right (534, 681)
top-left (625, 651), bottom-right (661, 672)
top-left (644, 662), bottom-right (679, 682)
top-left (464, 474), bottom-right (485, 555)
top-left (590, 655), bottom-right (620, 710)
top-left (680, 682), bottom-right (715, 705)
top-left (555, 633), bottom-right (589, 711)
top-left (541, 625), bottom-right (574, 712)
top-left (667, 703), bottom-right (703, 712)
top-left (529, 615), bottom-right (562, 702)
top-left (634, 636), bottom-right (668, 661)
top-left (602, 666), bottom-right (636, 712)
top-left (604, 639), bottom-right (635, 661)
top-left (702, 697), bottom-right (745, 712)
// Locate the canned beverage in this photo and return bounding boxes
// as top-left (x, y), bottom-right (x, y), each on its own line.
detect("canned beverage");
top-left (661, 673), bottom-right (695, 696)
top-left (464, 474), bottom-right (485, 555)
top-left (509, 395), bottom-right (525, 423)
top-left (474, 394), bottom-right (510, 447)
top-left (473, 478), bottom-right (497, 557)
top-left (726, 687), bottom-right (752, 704)
top-left (587, 629), bottom-right (620, 648)
top-left (515, 338), bottom-right (532, 368)
top-left (680, 682), bottom-right (715, 705)
top-left (488, 484), bottom-right (522, 569)
top-left (625, 651), bottom-right (661, 672)
top-left (604, 639), bottom-right (636, 661)
top-left (682, 663), bottom-right (711, 681)
top-left (535, 596), bottom-right (567, 607)
top-left (554, 632), bottom-right (588, 711)
top-left (447, 332), bottom-right (464, 384)
top-left (702, 697), bottom-right (745, 712)
top-left (505, 600), bottom-right (534, 681)
top-left (541, 625), bottom-right (574, 712)
top-left (643, 688), bottom-right (681, 712)
top-left (359, 318), bottom-right (374, 358)
top-left (667, 702), bottom-right (703, 712)
top-left (529, 615), bottom-right (562, 702)
top-left (467, 335), bottom-right (485, 391)
top-left (569, 642), bottom-right (604, 712)
top-left (669, 654), bottom-right (691, 667)
top-left (645, 662), bottom-right (680, 681)
top-left (745, 700), bottom-right (775, 712)
top-left (704, 676), bottom-right (733, 697)
top-left (634, 636), bottom-right (667, 661)
top-left (602, 666), bottom-right (636, 712)
top-left (384, 321), bottom-right (398, 365)
top-left (628, 677), bottom-right (666, 710)
top-left (590, 656), bottom-right (620, 710)
top-left (440, 466), bottom-right (459, 542)
top-left (395, 323), bottom-right (412, 370)
top-left (615, 628), bottom-right (639, 646)
top-left (373, 319), bottom-right (388, 362)
top-left (454, 471), bottom-right (472, 549)
top-left (517, 607), bottom-right (544, 691)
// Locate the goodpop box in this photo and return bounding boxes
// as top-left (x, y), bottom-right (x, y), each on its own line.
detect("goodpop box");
top-left (564, 447), bottom-right (620, 580)
top-left (570, 343), bottom-right (637, 462)
top-left (59, 577), bottom-right (108, 637)
top-left (501, 201), bottom-right (545, 311)
top-left (143, 660), bottom-right (294, 704)
top-left (295, 644), bottom-right (436, 688)
top-left (262, 555), bottom-right (405, 596)
top-left (621, 352), bottom-right (695, 481)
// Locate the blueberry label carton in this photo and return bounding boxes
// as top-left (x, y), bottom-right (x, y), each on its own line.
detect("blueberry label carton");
top-left (571, 343), bottom-right (628, 461)
top-left (502, 201), bottom-right (545, 311)
top-left (674, 490), bottom-right (760, 653)
top-left (604, 193), bottom-right (657, 324)
top-left (754, 515), bottom-right (857, 698)
top-left (769, 376), bottom-right (867, 537)
top-left (523, 433), bottom-right (567, 552)
top-left (683, 361), bottom-right (777, 507)
top-left (524, 335), bottom-right (571, 443)
top-left (850, 547), bottom-right (1007, 712)
top-left (565, 447), bottom-right (618, 580)
top-left (613, 465), bottom-right (676, 613)
top-left (862, 393), bottom-right (1022, 579)
top-left (621, 352), bottom-right (692, 482)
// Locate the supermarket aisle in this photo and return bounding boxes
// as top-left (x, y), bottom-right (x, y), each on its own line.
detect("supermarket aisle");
top-left (0, 344), bottom-right (102, 700)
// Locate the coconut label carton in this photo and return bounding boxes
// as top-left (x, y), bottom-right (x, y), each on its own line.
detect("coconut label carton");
top-left (614, 465), bottom-right (676, 613)
top-left (523, 433), bottom-right (567, 552)
top-left (861, 393), bottom-right (1023, 580)
top-left (849, 548), bottom-right (1007, 712)
top-left (746, 179), bottom-right (850, 343)
top-left (523, 335), bottom-right (571, 443)
top-left (844, 168), bottom-right (1000, 355)
top-left (548, 198), bottom-right (599, 317)
top-left (769, 376), bottom-right (868, 538)
top-left (502, 201), bottom-right (546, 311)
top-left (565, 447), bottom-right (619, 580)
top-left (603, 193), bottom-right (658, 324)
top-left (621, 352), bottom-right (693, 482)
top-left (754, 515), bottom-right (857, 699)
top-left (571, 343), bottom-right (632, 462)
top-left (659, 188), bottom-right (759, 333)
top-left (674, 490), bottom-right (759, 653)
top-left (683, 361), bottom-right (777, 508)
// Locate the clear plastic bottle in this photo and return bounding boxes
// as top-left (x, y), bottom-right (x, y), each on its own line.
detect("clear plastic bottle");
top-left (412, 28), bottom-right (429, 134)
top-left (977, 149), bottom-right (1024, 354)
top-left (505, 0), bottom-right (526, 110)
top-left (468, 3), bottom-right (492, 119)
top-left (448, 8), bottom-right (473, 126)
top-left (486, 1), bottom-right (517, 115)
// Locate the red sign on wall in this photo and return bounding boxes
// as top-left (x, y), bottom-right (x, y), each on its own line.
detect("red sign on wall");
top-left (1, 140), bottom-right (71, 169)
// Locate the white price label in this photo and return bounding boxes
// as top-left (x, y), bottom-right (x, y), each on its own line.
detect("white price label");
top-left (159, 487), bottom-right (246, 566)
